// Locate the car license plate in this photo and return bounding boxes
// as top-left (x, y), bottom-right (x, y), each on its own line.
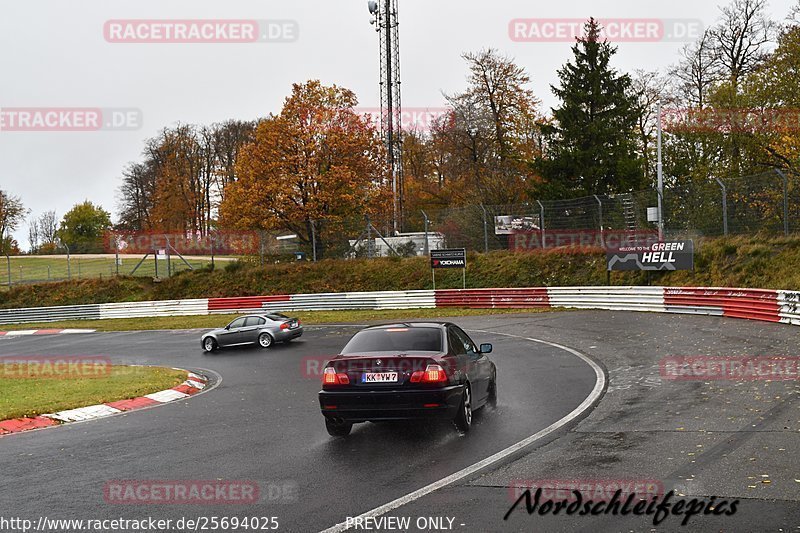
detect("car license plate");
top-left (289, 321), bottom-right (298, 329)
top-left (362, 372), bottom-right (398, 383)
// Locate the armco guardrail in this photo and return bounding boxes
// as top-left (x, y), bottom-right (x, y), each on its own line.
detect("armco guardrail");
top-left (0, 287), bottom-right (798, 326)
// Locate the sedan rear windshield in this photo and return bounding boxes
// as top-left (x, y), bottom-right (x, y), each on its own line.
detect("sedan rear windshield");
top-left (341, 327), bottom-right (443, 354)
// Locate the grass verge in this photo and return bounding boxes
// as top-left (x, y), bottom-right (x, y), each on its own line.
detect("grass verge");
top-left (0, 365), bottom-right (187, 421)
top-left (0, 308), bottom-right (554, 332)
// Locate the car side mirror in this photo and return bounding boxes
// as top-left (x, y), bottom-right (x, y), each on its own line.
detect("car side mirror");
top-left (480, 343), bottom-right (493, 354)
top-left (225, 325), bottom-right (231, 330)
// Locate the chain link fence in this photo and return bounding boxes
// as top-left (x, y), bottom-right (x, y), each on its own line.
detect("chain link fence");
top-left (3, 169), bottom-right (798, 288)
top-left (407, 170), bottom-right (798, 253)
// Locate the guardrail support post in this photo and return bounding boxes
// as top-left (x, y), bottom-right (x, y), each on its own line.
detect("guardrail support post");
top-left (713, 177), bottom-right (729, 236)
top-left (776, 169), bottom-right (790, 236)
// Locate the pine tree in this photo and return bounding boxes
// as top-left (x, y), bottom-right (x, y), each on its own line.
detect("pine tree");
top-left (535, 18), bottom-right (644, 198)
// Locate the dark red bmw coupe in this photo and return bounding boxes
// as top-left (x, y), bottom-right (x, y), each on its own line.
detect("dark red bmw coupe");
top-left (318, 322), bottom-right (497, 437)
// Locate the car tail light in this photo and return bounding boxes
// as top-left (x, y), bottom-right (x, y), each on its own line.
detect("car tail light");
top-left (280, 323), bottom-right (290, 330)
top-left (323, 367), bottom-right (350, 385)
top-left (410, 364), bottom-right (448, 384)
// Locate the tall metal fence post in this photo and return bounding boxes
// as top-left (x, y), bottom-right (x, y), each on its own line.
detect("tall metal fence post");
top-left (536, 200), bottom-right (546, 249)
top-left (311, 220), bottom-right (317, 262)
top-left (713, 177), bottom-right (729, 236)
top-left (259, 231), bottom-right (264, 266)
top-left (654, 187), bottom-right (665, 239)
top-left (153, 242), bottom-right (159, 278)
top-left (210, 233), bottom-right (216, 269)
top-left (166, 236), bottom-right (172, 277)
top-left (775, 169), bottom-right (790, 236)
top-left (65, 243), bottom-right (71, 280)
top-left (594, 195), bottom-right (605, 248)
top-left (366, 216), bottom-right (373, 258)
top-left (480, 204), bottom-right (489, 253)
top-left (421, 211), bottom-right (430, 256)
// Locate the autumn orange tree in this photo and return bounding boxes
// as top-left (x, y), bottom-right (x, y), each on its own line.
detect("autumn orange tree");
top-left (220, 80), bottom-right (390, 258)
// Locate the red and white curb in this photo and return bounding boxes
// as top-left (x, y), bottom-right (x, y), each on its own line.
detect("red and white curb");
top-left (0, 329), bottom-right (96, 336)
top-left (0, 371), bottom-right (208, 436)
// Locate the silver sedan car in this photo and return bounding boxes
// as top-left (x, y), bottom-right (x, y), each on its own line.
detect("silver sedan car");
top-left (201, 313), bottom-right (303, 352)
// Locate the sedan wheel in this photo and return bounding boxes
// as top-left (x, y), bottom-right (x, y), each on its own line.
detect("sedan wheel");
top-left (203, 338), bottom-right (217, 352)
top-left (454, 386), bottom-right (472, 432)
top-left (325, 418), bottom-right (352, 437)
top-left (258, 332), bottom-right (274, 348)
top-left (487, 379), bottom-right (498, 409)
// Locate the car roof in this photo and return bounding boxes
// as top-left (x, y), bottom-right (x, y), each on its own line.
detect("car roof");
top-left (362, 322), bottom-right (452, 331)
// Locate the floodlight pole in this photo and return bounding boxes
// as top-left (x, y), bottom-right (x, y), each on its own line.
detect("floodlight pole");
top-left (657, 99), bottom-right (665, 241)
top-left (370, 0), bottom-right (404, 233)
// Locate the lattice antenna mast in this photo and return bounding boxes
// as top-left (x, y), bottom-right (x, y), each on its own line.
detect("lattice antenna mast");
top-left (369, 0), bottom-right (404, 233)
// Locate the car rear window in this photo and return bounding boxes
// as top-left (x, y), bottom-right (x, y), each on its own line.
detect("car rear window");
top-left (341, 327), bottom-right (443, 354)
top-left (245, 317), bottom-right (266, 327)
top-left (267, 314), bottom-right (289, 321)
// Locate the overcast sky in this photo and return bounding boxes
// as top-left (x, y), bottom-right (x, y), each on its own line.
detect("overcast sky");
top-left (1, 0), bottom-right (796, 247)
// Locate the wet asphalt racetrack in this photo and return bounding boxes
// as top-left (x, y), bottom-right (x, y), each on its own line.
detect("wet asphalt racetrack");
top-left (1, 311), bottom-right (798, 532)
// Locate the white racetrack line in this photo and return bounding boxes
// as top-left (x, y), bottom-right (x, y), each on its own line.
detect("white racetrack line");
top-left (318, 330), bottom-right (606, 533)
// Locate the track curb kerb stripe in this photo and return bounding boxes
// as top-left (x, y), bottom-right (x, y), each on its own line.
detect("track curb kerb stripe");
top-left (0, 371), bottom-right (209, 436)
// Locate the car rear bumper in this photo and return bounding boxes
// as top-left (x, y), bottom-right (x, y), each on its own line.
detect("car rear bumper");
top-left (274, 328), bottom-right (303, 342)
top-left (319, 384), bottom-right (464, 422)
